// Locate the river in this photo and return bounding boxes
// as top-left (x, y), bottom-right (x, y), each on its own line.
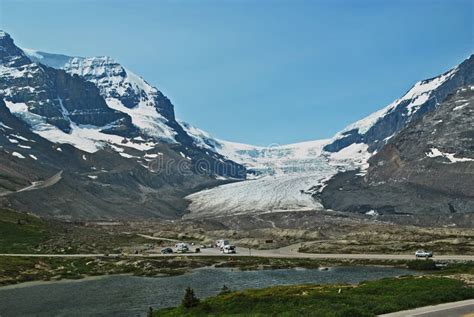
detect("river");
top-left (0, 266), bottom-right (415, 316)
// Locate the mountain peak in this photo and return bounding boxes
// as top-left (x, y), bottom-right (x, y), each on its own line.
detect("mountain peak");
top-left (323, 54), bottom-right (473, 153)
top-left (0, 30), bottom-right (30, 67)
top-left (0, 30), bottom-right (11, 40)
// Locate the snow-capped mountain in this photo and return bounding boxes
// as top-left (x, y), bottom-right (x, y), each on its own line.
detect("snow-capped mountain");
top-left (16, 35), bottom-right (245, 178)
top-left (184, 55), bottom-right (474, 218)
top-left (0, 31), bottom-right (245, 220)
top-left (183, 55), bottom-right (473, 175)
top-left (0, 32), bottom-right (135, 138)
top-left (324, 55), bottom-right (474, 153)
top-left (319, 85), bottom-right (474, 226)
top-left (182, 54), bottom-right (473, 178)
top-left (25, 51), bottom-right (180, 143)
top-left (1, 29), bottom-right (472, 222)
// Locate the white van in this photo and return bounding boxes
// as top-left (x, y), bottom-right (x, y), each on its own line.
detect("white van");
top-left (222, 245), bottom-right (236, 254)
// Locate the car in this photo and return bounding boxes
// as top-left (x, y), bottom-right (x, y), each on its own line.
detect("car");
top-left (222, 245), bottom-right (236, 254)
top-left (160, 247), bottom-right (173, 254)
top-left (415, 250), bottom-right (433, 258)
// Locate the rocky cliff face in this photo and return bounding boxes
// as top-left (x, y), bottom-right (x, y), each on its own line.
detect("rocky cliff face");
top-left (366, 86), bottom-right (474, 197)
top-left (324, 55), bottom-right (474, 154)
top-left (319, 86), bottom-right (474, 226)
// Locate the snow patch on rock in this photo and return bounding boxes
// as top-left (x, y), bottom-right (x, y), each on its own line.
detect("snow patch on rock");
top-left (426, 147), bottom-right (474, 163)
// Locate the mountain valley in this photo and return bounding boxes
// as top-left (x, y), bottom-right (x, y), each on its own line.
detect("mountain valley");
top-left (0, 30), bottom-right (472, 228)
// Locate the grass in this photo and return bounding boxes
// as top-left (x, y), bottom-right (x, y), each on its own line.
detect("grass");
top-left (155, 276), bottom-right (474, 317)
top-left (0, 208), bottom-right (50, 253)
top-left (0, 208), bottom-right (160, 254)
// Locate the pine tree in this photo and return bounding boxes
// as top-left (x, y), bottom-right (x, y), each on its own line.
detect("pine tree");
top-left (182, 287), bottom-right (200, 308)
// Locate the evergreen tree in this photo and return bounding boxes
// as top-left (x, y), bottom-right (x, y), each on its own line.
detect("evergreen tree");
top-left (182, 287), bottom-right (200, 308)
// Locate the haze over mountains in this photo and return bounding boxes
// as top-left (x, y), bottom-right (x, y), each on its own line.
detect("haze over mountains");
top-left (0, 30), bottom-right (472, 225)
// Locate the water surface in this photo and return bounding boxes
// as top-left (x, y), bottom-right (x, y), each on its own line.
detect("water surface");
top-left (0, 266), bottom-right (414, 316)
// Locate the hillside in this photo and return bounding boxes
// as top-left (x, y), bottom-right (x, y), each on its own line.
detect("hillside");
top-left (319, 86), bottom-right (474, 226)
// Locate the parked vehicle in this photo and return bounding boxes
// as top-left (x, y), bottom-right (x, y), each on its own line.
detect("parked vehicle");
top-left (160, 247), bottom-right (173, 254)
top-left (415, 250), bottom-right (433, 258)
top-left (195, 248), bottom-right (201, 253)
top-left (175, 243), bottom-right (189, 253)
top-left (216, 239), bottom-right (230, 250)
top-left (222, 245), bottom-right (236, 254)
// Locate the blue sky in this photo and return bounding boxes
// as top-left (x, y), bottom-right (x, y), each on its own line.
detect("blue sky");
top-left (0, 0), bottom-right (472, 145)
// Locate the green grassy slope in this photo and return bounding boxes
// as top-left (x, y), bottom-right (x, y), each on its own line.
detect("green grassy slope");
top-left (156, 276), bottom-right (474, 317)
top-left (0, 208), bottom-right (49, 253)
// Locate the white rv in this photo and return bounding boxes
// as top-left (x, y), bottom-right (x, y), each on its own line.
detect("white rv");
top-left (215, 239), bottom-right (230, 250)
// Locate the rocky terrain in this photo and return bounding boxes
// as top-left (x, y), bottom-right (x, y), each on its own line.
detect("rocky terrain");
top-left (319, 86), bottom-right (474, 226)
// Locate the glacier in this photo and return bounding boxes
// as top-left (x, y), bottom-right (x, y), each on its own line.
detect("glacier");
top-left (181, 122), bottom-right (371, 217)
